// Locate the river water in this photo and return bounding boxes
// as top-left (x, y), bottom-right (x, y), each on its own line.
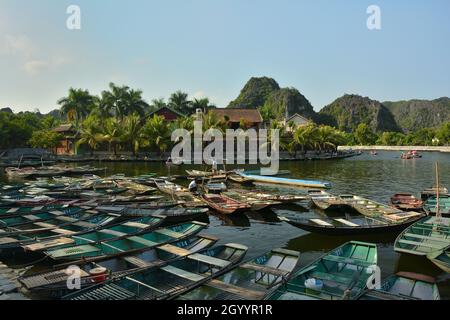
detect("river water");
top-left (1, 150), bottom-right (449, 299)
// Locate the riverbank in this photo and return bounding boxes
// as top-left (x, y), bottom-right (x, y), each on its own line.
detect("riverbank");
top-left (338, 146), bottom-right (450, 153)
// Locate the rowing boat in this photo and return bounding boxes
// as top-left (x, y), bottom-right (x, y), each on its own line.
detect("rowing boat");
top-left (21, 215), bottom-right (166, 253)
top-left (154, 180), bottom-right (189, 194)
top-left (222, 191), bottom-right (280, 211)
top-left (227, 174), bottom-right (254, 186)
top-left (97, 206), bottom-right (209, 223)
top-left (231, 189), bottom-right (309, 204)
top-left (44, 221), bottom-right (208, 263)
top-left (339, 194), bottom-right (423, 223)
top-left (242, 169), bottom-right (291, 176)
top-left (309, 191), bottom-right (348, 211)
top-left (267, 241), bottom-right (377, 300)
top-left (186, 170), bottom-right (226, 178)
top-left (390, 193), bottom-right (423, 211)
top-left (360, 272), bottom-right (440, 300)
top-left (394, 216), bottom-right (450, 256)
top-left (116, 181), bottom-right (157, 195)
top-left (19, 234), bottom-right (218, 298)
top-left (0, 207), bottom-right (84, 228)
top-left (0, 204), bottom-right (68, 218)
top-left (423, 195), bottom-right (450, 216)
top-left (177, 248), bottom-right (300, 300)
top-left (201, 194), bottom-right (250, 215)
top-left (279, 213), bottom-right (422, 236)
top-left (238, 173), bottom-right (332, 189)
top-left (0, 212), bottom-right (119, 252)
top-left (427, 245), bottom-right (450, 273)
top-left (63, 243), bottom-right (248, 300)
top-left (420, 187), bottom-right (449, 201)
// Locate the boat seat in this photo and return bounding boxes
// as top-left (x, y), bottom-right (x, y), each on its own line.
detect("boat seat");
top-left (73, 221), bottom-right (97, 228)
top-left (121, 256), bottom-right (152, 268)
top-left (322, 255), bottom-right (374, 267)
top-left (127, 236), bottom-right (158, 247)
top-left (187, 253), bottom-right (230, 268)
top-left (99, 229), bottom-right (127, 238)
top-left (404, 233), bottom-right (450, 243)
top-left (52, 228), bottom-right (77, 236)
top-left (240, 263), bottom-right (289, 276)
top-left (397, 239), bottom-right (447, 250)
top-left (49, 244), bottom-right (102, 259)
top-left (122, 222), bottom-right (150, 229)
top-left (49, 210), bottom-right (65, 215)
top-left (154, 228), bottom-right (184, 238)
top-left (20, 269), bottom-right (90, 289)
top-left (208, 279), bottom-right (266, 300)
top-left (158, 244), bottom-right (192, 256)
top-left (7, 208), bottom-right (20, 213)
top-left (310, 219), bottom-right (333, 227)
top-left (334, 219), bottom-right (359, 227)
top-left (23, 237), bottom-right (75, 251)
top-left (160, 265), bottom-right (205, 282)
top-left (55, 216), bottom-right (77, 223)
top-left (311, 271), bottom-right (354, 285)
top-left (34, 222), bottom-right (57, 229)
top-left (0, 237), bottom-right (19, 245)
top-left (23, 215), bottom-right (41, 221)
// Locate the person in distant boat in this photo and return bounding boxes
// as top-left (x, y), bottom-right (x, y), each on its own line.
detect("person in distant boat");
top-left (212, 159), bottom-right (217, 174)
top-left (188, 179), bottom-right (197, 193)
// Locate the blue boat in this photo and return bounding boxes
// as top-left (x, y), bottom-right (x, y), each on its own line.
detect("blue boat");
top-left (238, 173), bottom-right (332, 189)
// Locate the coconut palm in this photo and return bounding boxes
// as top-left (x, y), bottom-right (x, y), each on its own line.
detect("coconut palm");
top-left (150, 98), bottom-right (167, 112)
top-left (100, 83), bottom-right (149, 120)
top-left (169, 91), bottom-right (191, 115)
top-left (102, 118), bottom-right (124, 156)
top-left (191, 98), bottom-right (216, 114)
top-left (122, 113), bottom-right (145, 157)
top-left (141, 115), bottom-right (172, 157)
top-left (58, 88), bottom-right (96, 127)
top-left (76, 115), bottom-right (104, 156)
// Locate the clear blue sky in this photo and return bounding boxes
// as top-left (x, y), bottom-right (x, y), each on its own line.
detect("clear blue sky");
top-left (1, 0), bottom-right (449, 113)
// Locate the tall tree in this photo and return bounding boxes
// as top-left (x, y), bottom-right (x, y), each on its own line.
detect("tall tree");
top-left (122, 113), bottom-right (145, 157)
top-left (76, 115), bottom-right (104, 155)
top-left (169, 91), bottom-right (191, 114)
top-left (99, 83), bottom-right (149, 120)
top-left (191, 98), bottom-right (216, 114)
top-left (58, 88), bottom-right (96, 127)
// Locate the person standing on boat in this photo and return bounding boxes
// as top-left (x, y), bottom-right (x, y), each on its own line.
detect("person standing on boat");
top-left (188, 179), bottom-right (197, 193)
top-left (212, 159), bottom-right (218, 175)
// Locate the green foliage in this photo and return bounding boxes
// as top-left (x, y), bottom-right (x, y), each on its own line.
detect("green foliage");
top-left (58, 88), bottom-right (96, 126)
top-left (29, 130), bottom-right (62, 150)
top-left (354, 123), bottom-right (377, 145)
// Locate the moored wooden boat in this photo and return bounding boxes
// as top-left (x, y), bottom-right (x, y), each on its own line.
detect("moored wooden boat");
top-left (238, 173), bottom-right (332, 189)
top-left (279, 213), bottom-right (422, 236)
top-left (44, 221), bottom-right (208, 264)
top-left (19, 234), bottom-right (218, 298)
top-left (20, 215), bottom-right (166, 253)
top-left (231, 189), bottom-right (309, 204)
top-left (267, 241), bottom-right (377, 300)
top-left (178, 248), bottom-right (300, 300)
top-left (222, 191), bottom-right (280, 211)
top-left (309, 191), bottom-right (348, 211)
top-left (420, 187), bottom-right (449, 201)
top-left (201, 193), bottom-right (250, 215)
top-left (423, 195), bottom-right (450, 217)
top-left (394, 216), bottom-right (450, 256)
top-left (360, 272), bottom-right (440, 300)
top-left (427, 245), bottom-right (450, 273)
top-left (390, 193), bottom-right (423, 211)
top-left (116, 180), bottom-right (157, 195)
top-left (63, 243), bottom-right (248, 300)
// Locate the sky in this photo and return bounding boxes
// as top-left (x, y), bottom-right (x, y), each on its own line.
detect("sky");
top-left (0, 0), bottom-right (449, 113)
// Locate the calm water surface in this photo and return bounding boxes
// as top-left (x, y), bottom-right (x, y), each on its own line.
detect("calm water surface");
top-left (1, 151), bottom-right (449, 299)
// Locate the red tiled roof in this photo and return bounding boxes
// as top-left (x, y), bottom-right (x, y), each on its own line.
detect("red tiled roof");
top-left (211, 109), bottom-right (263, 123)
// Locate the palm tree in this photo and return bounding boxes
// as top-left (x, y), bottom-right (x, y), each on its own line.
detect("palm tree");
top-left (294, 124), bottom-right (317, 153)
top-left (202, 112), bottom-right (226, 133)
top-left (141, 115), bottom-right (172, 157)
top-left (58, 88), bottom-right (96, 127)
top-left (102, 118), bottom-right (124, 156)
top-left (76, 115), bottom-right (104, 156)
top-left (169, 91), bottom-right (191, 115)
top-left (100, 83), bottom-right (149, 120)
top-left (122, 113), bottom-right (145, 158)
top-left (191, 98), bottom-right (215, 114)
top-left (150, 98), bottom-right (167, 111)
